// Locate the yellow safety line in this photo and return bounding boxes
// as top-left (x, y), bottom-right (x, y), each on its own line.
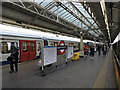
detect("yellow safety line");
top-left (113, 54), bottom-right (120, 90)
top-left (93, 51), bottom-right (110, 88)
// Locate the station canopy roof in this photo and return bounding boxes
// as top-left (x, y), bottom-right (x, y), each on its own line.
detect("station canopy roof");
top-left (34, 0), bottom-right (103, 39)
top-left (1, 0), bottom-right (120, 43)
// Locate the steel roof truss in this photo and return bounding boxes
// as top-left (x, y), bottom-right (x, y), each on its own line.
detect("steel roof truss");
top-left (8, 1), bottom-right (75, 30)
top-left (39, 0), bottom-right (46, 5)
top-left (69, 2), bottom-right (101, 36)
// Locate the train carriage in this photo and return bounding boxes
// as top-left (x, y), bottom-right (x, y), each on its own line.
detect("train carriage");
top-left (0, 35), bottom-right (43, 64)
top-left (0, 24), bottom-right (82, 65)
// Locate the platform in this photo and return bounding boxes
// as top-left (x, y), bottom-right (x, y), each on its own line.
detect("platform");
top-left (2, 48), bottom-right (118, 88)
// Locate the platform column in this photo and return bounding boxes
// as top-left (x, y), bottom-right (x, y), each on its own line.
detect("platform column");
top-left (94, 38), bottom-right (96, 52)
top-left (80, 33), bottom-right (84, 57)
top-left (80, 34), bottom-right (84, 51)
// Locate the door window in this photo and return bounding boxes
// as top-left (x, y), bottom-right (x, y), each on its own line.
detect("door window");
top-left (30, 42), bottom-right (35, 51)
top-left (22, 42), bottom-right (27, 52)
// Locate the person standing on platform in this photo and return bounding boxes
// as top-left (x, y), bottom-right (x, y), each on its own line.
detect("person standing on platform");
top-left (84, 44), bottom-right (88, 58)
top-left (102, 44), bottom-right (107, 56)
top-left (97, 44), bottom-right (101, 56)
top-left (90, 44), bottom-right (95, 59)
top-left (9, 47), bottom-right (19, 73)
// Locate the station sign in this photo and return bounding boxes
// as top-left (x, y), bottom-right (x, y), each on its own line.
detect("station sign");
top-left (57, 46), bottom-right (67, 50)
top-left (58, 40), bottom-right (66, 54)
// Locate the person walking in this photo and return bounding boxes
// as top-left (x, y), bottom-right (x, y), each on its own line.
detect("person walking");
top-left (84, 44), bottom-right (88, 58)
top-left (97, 44), bottom-right (101, 56)
top-left (9, 47), bottom-right (19, 73)
top-left (102, 44), bottom-right (107, 56)
top-left (90, 44), bottom-right (95, 59)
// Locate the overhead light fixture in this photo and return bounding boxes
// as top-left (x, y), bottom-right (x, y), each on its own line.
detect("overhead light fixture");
top-left (100, 0), bottom-right (111, 43)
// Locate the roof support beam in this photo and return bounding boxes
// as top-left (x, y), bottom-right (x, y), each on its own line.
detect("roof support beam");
top-left (69, 2), bottom-right (101, 36)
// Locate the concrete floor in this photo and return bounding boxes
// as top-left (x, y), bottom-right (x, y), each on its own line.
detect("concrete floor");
top-left (2, 49), bottom-right (118, 88)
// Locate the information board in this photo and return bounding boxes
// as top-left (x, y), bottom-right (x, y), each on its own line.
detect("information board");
top-left (43, 46), bottom-right (57, 66)
top-left (67, 46), bottom-right (73, 58)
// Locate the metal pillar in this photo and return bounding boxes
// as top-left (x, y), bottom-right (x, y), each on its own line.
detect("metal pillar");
top-left (65, 46), bottom-right (68, 64)
top-left (80, 34), bottom-right (84, 51)
top-left (94, 38), bottom-right (96, 52)
top-left (80, 33), bottom-right (84, 57)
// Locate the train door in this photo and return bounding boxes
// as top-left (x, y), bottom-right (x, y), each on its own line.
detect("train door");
top-left (20, 40), bottom-right (36, 61)
top-left (20, 40), bottom-right (28, 61)
top-left (28, 41), bottom-right (36, 60)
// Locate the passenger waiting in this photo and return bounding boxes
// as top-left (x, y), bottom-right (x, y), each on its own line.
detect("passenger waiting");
top-left (97, 44), bottom-right (101, 56)
top-left (84, 44), bottom-right (88, 58)
top-left (8, 47), bottom-right (19, 73)
top-left (102, 44), bottom-right (107, 56)
top-left (90, 44), bottom-right (95, 59)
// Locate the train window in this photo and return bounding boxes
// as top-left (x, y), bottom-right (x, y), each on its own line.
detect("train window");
top-left (14, 42), bottom-right (18, 48)
top-left (0, 43), bottom-right (1, 53)
top-left (37, 43), bottom-right (41, 51)
top-left (69, 43), bottom-right (73, 46)
top-left (50, 43), bottom-right (54, 46)
top-left (44, 40), bottom-right (48, 46)
top-left (54, 42), bottom-right (58, 46)
top-left (30, 42), bottom-right (35, 51)
top-left (11, 42), bottom-right (18, 51)
top-left (22, 42), bottom-right (27, 52)
top-left (11, 42), bottom-right (15, 51)
top-left (8, 42), bottom-right (12, 53)
top-left (7, 42), bottom-right (11, 51)
top-left (1, 42), bottom-right (8, 54)
top-left (1, 42), bottom-right (18, 54)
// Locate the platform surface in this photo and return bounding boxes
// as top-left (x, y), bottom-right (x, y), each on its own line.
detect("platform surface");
top-left (2, 48), bottom-right (118, 88)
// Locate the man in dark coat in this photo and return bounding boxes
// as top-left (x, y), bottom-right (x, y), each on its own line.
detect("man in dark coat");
top-left (90, 44), bottom-right (95, 59)
top-left (97, 44), bottom-right (101, 55)
top-left (9, 47), bottom-right (19, 73)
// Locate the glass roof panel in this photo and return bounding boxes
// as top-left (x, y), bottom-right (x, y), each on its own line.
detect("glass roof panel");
top-left (69, 17), bottom-right (76, 22)
top-left (57, 10), bottom-right (67, 16)
top-left (54, 7), bottom-right (64, 14)
top-left (41, 2), bottom-right (52, 7)
top-left (93, 23), bottom-right (98, 27)
top-left (62, 13), bottom-right (71, 19)
top-left (98, 30), bottom-right (102, 33)
top-left (49, 6), bottom-right (58, 12)
top-left (89, 31), bottom-right (99, 37)
top-left (34, 0), bottom-right (44, 4)
top-left (34, 0), bottom-right (54, 7)
top-left (60, 12), bottom-right (69, 17)
top-left (72, 2), bottom-right (97, 28)
top-left (68, 17), bottom-right (75, 22)
top-left (34, 1), bottom-right (100, 38)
